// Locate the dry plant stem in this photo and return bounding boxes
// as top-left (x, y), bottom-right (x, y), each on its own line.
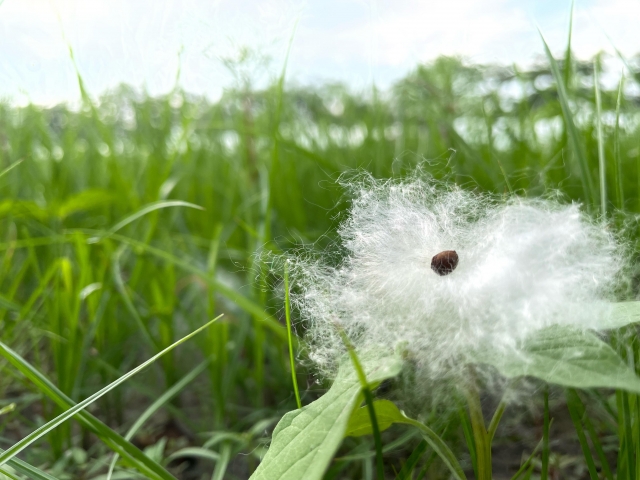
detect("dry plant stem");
top-left (464, 366), bottom-right (492, 480)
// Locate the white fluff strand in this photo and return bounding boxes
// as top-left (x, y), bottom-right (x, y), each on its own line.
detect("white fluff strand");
top-left (288, 174), bottom-right (624, 388)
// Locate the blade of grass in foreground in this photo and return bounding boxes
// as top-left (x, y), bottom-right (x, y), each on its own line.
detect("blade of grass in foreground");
top-left (0, 340), bottom-right (176, 480)
top-left (566, 389), bottom-right (599, 480)
top-left (0, 315), bottom-right (222, 469)
top-left (0, 450), bottom-right (59, 480)
top-left (105, 359), bottom-right (210, 480)
top-left (539, 30), bottom-right (595, 207)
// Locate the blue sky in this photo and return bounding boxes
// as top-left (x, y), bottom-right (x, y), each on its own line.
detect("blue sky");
top-left (0, 0), bottom-right (637, 105)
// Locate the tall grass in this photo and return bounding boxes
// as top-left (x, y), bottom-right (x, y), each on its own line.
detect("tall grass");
top-left (0, 43), bottom-right (639, 477)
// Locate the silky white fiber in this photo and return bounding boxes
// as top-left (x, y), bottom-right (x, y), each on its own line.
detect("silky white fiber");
top-left (287, 173), bottom-right (625, 385)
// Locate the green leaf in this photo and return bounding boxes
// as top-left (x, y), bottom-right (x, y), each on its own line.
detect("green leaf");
top-left (601, 302), bottom-right (640, 330)
top-left (249, 353), bottom-right (402, 480)
top-left (346, 399), bottom-right (402, 437)
top-left (475, 325), bottom-right (640, 393)
top-left (345, 400), bottom-right (466, 480)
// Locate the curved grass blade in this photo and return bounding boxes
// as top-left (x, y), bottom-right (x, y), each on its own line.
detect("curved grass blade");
top-left (566, 389), bottom-right (599, 480)
top-left (100, 200), bottom-right (204, 239)
top-left (346, 400), bottom-right (466, 480)
top-left (0, 341), bottom-right (176, 480)
top-left (0, 450), bottom-right (59, 480)
top-left (105, 359), bottom-right (210, 480)
top-left (0, 159), bottom-right (23, 180)
top-left (594, 60), bottom-right (606, 216)
top-left (539, 29), bottom-right (595, 206)
top-left (284, 261), bottom-right (301, 409)
top-left (338, 329), bottom-right (384, 480)
top-left (0, 316), bottom-right (221, 469)
top-left (105, 231), bottom-right (287, 340)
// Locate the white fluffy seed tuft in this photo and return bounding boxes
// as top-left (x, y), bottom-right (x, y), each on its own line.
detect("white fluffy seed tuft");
top-left (287, 174), bottom-right (625, 386)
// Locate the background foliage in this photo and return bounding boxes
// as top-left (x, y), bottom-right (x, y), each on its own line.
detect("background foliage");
top-left (1, 46), bottom-right (640, 478)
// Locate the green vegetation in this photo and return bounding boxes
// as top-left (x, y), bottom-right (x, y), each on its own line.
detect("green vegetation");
top-left (1, 30), bottom-right (640, 478)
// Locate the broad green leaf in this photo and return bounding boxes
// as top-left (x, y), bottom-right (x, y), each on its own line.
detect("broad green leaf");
top-left (249, 353), bottom-right (402, 480)
top-left (475, 325), bottom-right (640, 393)
top-left (600, 302), bottom-right (640, 330)
top-left (346, 399), bottom-right (401, 437)
top-left (345, 400), bottom-right (466, 480)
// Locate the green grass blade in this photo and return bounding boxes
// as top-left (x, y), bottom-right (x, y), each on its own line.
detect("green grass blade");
top-left (112, 246), bottom-right (159, 352)
top-left (0, 450), bottom-right (59, 480)
top-left (0, 159), bottom-right (23, 180)
top-left (338, 329), bottom-right (384, 480)
top-left (104, 200), bottom-right (204, 237)
top-left (459, 408), bottom-right (477, 478)
top-left (583, 413), bottom-right (614, 480)
top-left (211, 443), bottom-right (232, 480)
top-left (401, 417), bottom-right (467, 480)
top-left (0, 342), bottom-right (177, 480)
top-left (563, 0), bottom-right (574, 89)
top-left (539, 30), bottom-right (595, 206)
top-left (0, 315), bottom-right (221, 468)
top-left (614, 75), bottom-right (625, 210)
top-left (594, 60), bottom-right (606, 216)
top-left (105, 359), bottom-right (210, 480)
top-left (284, 261), bottom-right (301, 409)
top-left (566, 389), bottom-right (599, 480)
top-left (487, 398), bottom-right (507, 441)
top-left (94, 231), bottom-right (288, 341)
top-left (541, 387), bottom-right (550, 480)
top-left (395, 440), bottom-right (427, 480)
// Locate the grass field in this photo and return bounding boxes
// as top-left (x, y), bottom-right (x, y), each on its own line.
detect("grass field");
top-left (1, 30), bottom-right (640, 479)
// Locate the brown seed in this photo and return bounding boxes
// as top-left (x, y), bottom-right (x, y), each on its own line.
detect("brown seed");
top-left (431, 250), bottom-right (459, 276)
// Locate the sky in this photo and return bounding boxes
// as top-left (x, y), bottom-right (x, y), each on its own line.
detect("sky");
top-left (0, 0), bottom-right (638, 106)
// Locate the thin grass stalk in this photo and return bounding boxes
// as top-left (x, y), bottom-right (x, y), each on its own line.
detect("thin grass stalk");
top-left (337, 329), bottom-right (384, 480)
top-left (563, 0), bottom-right (575, 89)
top-left (206, 223), bottom-right (226, 424)
top-left (459, 408), bottom-right (478, 479)
top-left (464, 385), bottom-right (491, 480)
top-left (566, 389), bottom-right (599, 480)
top-left (105, 360), bottom-right (209, 480)
top-left (284, 261), bottom-right (302, 409)
top-left (539, 31), bottom-right (595, 207)
top-left (594, 61), bottom-right (606, 216)
top-left (614, 75), bottom-right (625, 210)
top-left (541, 387), bottom-right (550, 480)
top-left (395, 440), bottom-right (428, 480)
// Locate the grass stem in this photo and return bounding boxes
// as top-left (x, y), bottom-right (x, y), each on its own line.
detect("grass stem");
top-left (284, 261), bottom-right (302, 409)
